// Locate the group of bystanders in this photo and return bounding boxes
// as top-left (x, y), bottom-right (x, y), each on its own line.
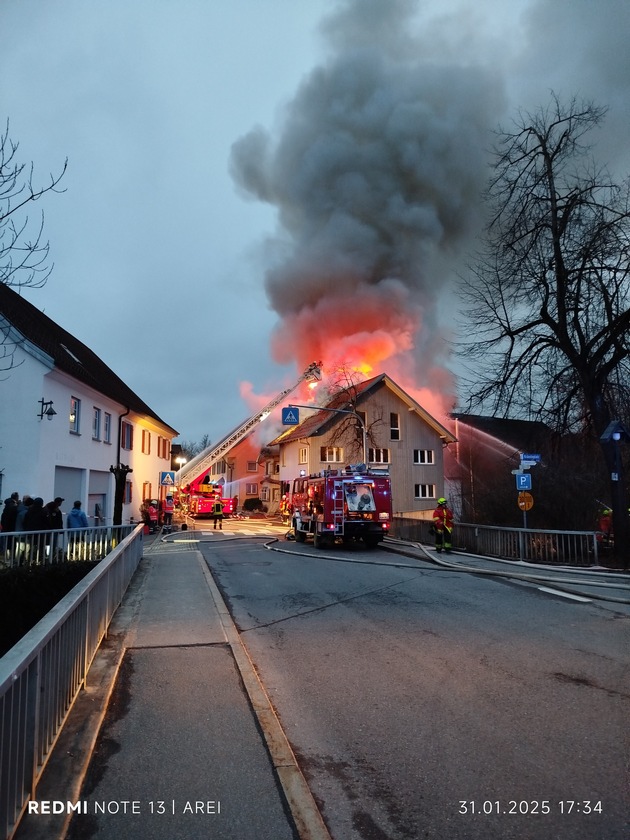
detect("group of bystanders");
top-left (0, 494), bottom-right (89, 565)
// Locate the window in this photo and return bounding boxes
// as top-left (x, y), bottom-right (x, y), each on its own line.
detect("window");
top-left (142, 429), bottom-right (151, 455)
top-left (261, 487), bottom-right (270, 502)
top-left (298, 447), bottom-right (308, 464)
top-left (92, 407), bottom-right (101, 440)
top-left (142, 481), bottom-right (152, 500)
top-left (157, 436), bottom-right (171, 460)
top-left (320, 446), bottom-right (343, 462)
top-left (414, 484), bottom-right (436, 499)
top-left (69, 397), bottom-right (81, 433)
top-left (247, 461), bottom-right (258, 472)
top-left (123, 481), bottom-right (133, 504)
top-left (390, 413), bottom-right (400, 441)
top-left (245, 483), bottom-right (258, 495)
top-left (104, 412), bottom-right (112, 444)
top-left (413, 449), bottom-right (435, 465)
top-left (121, 421), bottom-right (133, 451)
top-left (368, 448), bottom-right (390, 464)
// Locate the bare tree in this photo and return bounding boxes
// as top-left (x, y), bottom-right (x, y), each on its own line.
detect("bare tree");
top-left (319, 365), bottom-right (384, 462)
top-left (459, 95), bottom-right (630, 564)
top-left (177, 434), bottom-right (212, 462)
top-left (1, 119), bottom-right (67, 370)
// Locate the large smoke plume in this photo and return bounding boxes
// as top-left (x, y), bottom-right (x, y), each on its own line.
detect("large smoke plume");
top-left (230, 0), bottom-right (504, 412)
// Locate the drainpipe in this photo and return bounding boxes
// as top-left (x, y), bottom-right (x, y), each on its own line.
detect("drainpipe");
top-left (110, 407), bottom-right (132, 526)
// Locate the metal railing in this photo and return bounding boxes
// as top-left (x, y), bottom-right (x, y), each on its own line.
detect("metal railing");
top-left (0, 524), bottom-right (144, 840)
top-left (0, 525), bottom-right (135, 569)
top-left (391, 518), bottom-right (601, 567)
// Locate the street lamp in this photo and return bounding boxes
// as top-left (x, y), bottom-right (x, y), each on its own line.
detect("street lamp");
top-left (599, 420), bottom-right (630, 568)
top-left (175, 456), bottom-right (187, 486)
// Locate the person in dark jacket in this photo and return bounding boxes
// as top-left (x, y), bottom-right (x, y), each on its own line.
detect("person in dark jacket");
top-left (23, 497), bottom-right (50, 531)
top-left (1, 497), bottom-right (17, 532)
top-left (23, 498), bottom-right (51, 565)
top-left (46, 498), bottom-right (64, 562)
top-left (1, 497), bottom-right (18, 558)
top-left (15, 496), bottom-right (32, 531)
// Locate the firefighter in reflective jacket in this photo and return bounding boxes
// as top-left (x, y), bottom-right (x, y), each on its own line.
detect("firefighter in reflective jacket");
top-left (162, 495), bottom-right (174, 533)
top-left (212, 497), bottom-right (223, 530)
top-left (432, 497), bottom-right (454, 553)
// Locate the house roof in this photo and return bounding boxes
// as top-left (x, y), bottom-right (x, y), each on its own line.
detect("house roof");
top-left (268, 373), bottom-right (456, 445)
top-left (0, 282), bottom-right (177, 433)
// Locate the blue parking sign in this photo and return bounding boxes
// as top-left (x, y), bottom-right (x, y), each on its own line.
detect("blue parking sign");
top-left (516, 473), bottom-right (532, 490)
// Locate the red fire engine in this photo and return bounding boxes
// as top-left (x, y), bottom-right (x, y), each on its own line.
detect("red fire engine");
top-left (184, 478), bottom-right (234, 518)
top-left (290, 465), bottom-right (392, 549)
top-left (175, 362), bottom-right (323, 521)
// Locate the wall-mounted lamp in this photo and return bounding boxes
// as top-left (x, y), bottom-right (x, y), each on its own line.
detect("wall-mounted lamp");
top-left (38, 399), bottom-right (57, 420)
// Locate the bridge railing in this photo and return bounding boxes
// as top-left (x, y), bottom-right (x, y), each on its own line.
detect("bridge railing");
top-left (0, 524), bottom-right (144, 840)
top-left (391, 518), bottom-right (601, 567)
top-left (0, 524), bottom-right (135, 569)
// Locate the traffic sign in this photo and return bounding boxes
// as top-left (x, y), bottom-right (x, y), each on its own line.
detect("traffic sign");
top-left (160, 471), bottom-right (175, 486)
top-left (516, 473), bottom-right (532, 491)
top-left (518, 491), bottom-right (534, 511)
top-left (521, 453), bottom-right (541, 462)
top-left (282, 407), bottom-right (300, 425)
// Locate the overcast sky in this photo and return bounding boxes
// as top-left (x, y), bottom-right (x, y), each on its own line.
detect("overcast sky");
top-left (2, 0), bottom-right (629, 446)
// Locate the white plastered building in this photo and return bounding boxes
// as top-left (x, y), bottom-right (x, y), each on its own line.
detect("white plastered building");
top-left (0, 283), bottom-right (178, 525)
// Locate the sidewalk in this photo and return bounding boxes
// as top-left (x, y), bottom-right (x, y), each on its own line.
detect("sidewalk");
top-left (14, 536), bottom-right (327, 840)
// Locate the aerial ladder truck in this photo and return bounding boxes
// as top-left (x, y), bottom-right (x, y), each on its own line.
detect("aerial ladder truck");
top-left (176, 361), bottom-right (322, 517)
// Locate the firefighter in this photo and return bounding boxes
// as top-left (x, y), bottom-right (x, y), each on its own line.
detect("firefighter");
top-left (596, 508), bottom-right (613, 548)
top-left (432, 497), bottom-right (454, 553)
top-left (212, 496), bottom-right (223, 530)
top-left (162, 495), bottom-right (174, 533)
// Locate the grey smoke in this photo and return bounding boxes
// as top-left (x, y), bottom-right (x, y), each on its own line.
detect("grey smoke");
top-left (230, 0), bottom-right (504, 379)
top-left (230, 0), bottom-right (630, 389)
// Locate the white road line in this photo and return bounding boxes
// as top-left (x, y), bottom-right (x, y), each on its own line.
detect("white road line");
top-left (537, 586), bottom-right (592, 602)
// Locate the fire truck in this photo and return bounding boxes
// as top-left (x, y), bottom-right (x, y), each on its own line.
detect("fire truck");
top-left (185, 479), bottom-right (235, 518)
top-left (176, 361), bottom-right (323, 519)
top-left (290, 465), bottom-right (392, 549)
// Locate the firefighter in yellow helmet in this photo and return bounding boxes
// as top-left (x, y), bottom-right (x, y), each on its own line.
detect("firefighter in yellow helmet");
top-left (212, 495), bottom-right (224, 530)
top-left (432, 497), bottom-right (454, 553)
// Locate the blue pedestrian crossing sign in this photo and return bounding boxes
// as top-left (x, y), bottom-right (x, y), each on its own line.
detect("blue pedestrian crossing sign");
top-left (516, 473), bottom-right (532, 490)
top-left (160, 471), bottom-right (176, 486)
top-left (282, 407), bottom-right (300, 425)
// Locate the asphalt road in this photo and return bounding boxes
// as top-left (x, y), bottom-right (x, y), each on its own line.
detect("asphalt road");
top-left (200, 537), bottom-right (630, 840)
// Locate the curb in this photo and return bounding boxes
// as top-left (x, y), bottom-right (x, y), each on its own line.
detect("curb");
top-left (198, 553), bottom-right (332, 840)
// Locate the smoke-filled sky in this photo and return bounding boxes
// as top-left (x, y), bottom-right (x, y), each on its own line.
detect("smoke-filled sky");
top-left (2, 0), bottom-right (629, 444)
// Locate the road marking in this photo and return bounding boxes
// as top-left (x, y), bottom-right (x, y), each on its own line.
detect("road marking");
top-left (537, 586), bottom-right (592, 602)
